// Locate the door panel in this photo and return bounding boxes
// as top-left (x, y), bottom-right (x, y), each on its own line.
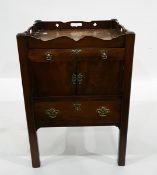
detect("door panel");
top-left (77, 60), bottom-right (123, 95)
top-left (30, 61), bottom-right (76, 97)
top-left (28, 49), bottom-right (76, 97)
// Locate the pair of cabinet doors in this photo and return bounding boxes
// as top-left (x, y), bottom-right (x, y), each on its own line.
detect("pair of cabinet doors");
top-left (28, 48), bottom-right (125, 97)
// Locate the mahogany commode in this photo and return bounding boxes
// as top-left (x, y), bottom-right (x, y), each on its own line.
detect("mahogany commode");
top-left (17, 19), bottom-right (135, 167)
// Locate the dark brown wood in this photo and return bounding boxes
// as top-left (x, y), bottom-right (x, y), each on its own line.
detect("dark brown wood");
top-left (16, 34), bottom-right (40, 168)
top-left (77, 60), bottom-right (123, 95)
top-left (118, 33), bottom-right (135, 166)
top-left (31, 20), bottom-right (113, 30)
top-left (30, 62), bottom-right (76, 97)
top-left (28, 48), bottom-right (125, 61)
top-left (76, 48), bottom-right (125, 60)
top-left (17, 20), bottom-right (135, 167)
top-left (33, 99), bottom-right (120, 129)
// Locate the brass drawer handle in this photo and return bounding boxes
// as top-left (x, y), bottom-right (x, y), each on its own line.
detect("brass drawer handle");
top-left (100, 49), bottom-right (107, 60)
top-left (45, 108), bottom-right (59, 118)
top-left (96, 106), bottom-right (110, 117)
top-left (45, 51), bottom-right (53, 62)
top-left (71, 49), bottom-right (82, 54)
top-left (73, 103), bottom-right (81, 111)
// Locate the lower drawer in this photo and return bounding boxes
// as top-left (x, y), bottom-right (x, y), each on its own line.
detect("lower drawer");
top-left (33, 100), bottom-right (121, 128)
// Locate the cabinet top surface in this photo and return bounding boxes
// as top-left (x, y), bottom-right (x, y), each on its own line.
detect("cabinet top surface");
top-left (20, 19), bottom-right (131, 42)
top-left (34, 29), bottom-right (125, 41)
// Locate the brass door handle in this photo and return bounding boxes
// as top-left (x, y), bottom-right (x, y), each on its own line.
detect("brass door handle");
top-left (100, 49), bottom-right (107, 60)
top-left (45, 108), bottom-right (59, 118)
top-left (45, 51), bottom-right (53, 62)
top-left (77, 73), bottom-right (83, 84)
top-left (72, 73), bottom-right (84, 85)
top-left (72, 73), bottom-right (77, 84)
top-left (96, 106), bottom-right (110, 117)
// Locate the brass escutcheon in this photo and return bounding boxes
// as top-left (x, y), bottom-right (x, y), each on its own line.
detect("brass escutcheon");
top-left (71, 49), bottom-right (82, 54)
top-left (73, 103), bottom-right (81, 111)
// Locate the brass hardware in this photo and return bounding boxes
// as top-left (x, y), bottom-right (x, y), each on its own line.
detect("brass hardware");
top-left (73, 103), bottom-right (81, 111)
top-left (45, 108), bottom-right (59, 118)
top-left (45, 51), bottom-right (53, 61)
top-left (77, 73), bottom-right (83, 84)
top-left (72, 73), bottom-right (77, 84)
top-left (72, 73), bottom-right (83, 85)
top-left (100, 49), bottom-right (107, 60)
top-left (96, 106), bottom-right (110, 117)
top-left (71, 49), bottom-right (82, 54)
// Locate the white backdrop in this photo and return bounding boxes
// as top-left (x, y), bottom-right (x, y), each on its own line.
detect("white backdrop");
top-left (0, 0), bottom-right (157, 174)
top-left (0, 0), bottom-right (157, 101)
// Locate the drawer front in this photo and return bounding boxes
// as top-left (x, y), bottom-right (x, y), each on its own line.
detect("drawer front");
top-left (28, 48), bottom-right (125, 62)
top-left (77, 48), bottom-right (125, 61)
top-left (28, 49), bottom-right (75, 62)
top-left (34, 100), bottom-right (121, 128)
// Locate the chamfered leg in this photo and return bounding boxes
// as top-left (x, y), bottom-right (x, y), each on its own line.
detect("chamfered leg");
top-left (118, 33), bottom-right (135, 166)
top-left (118, 126), bottom-right (128, 166)
top-left (27, 127), bottom-right (40, 168)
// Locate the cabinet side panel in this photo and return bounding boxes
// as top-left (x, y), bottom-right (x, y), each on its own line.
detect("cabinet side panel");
top-left (118, 32), bottom-right (135, 165)
top-left (16, 34), bottom-right (40, 167)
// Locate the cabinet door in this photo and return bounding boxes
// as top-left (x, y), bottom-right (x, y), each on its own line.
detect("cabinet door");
top-left (77, 48), bottom-right (124, 95)
top-left (28, 49), bottom-right (76, 97)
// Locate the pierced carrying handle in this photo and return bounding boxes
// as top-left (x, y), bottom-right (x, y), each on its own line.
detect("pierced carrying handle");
top-left (70, 22), bottom-right (83, 27)
top-left (45, 108), bottom-right (59, 119)
top-left (96, 106), bottom-right (110, 117)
